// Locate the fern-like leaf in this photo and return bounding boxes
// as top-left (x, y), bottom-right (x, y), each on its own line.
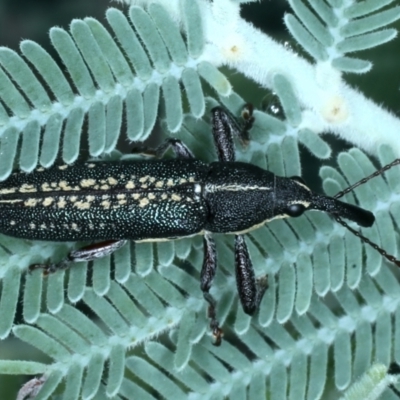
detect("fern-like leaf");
top-left (0, 1), bottom-right (231, 180)
top-left (285, 0), bottom-right (400, 73)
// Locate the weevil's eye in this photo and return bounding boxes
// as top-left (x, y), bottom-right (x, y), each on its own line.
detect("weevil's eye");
top-left (290, 176), bottom-right (306, 185)
top-left (286, 204), bottom-right (306, 217)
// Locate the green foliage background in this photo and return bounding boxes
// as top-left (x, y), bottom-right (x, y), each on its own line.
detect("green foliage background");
top-left (1, 1), bottom-right (400, 399)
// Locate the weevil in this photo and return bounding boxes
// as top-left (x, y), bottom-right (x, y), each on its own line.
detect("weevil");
top-left (0, 106), bottom-right (399, 345)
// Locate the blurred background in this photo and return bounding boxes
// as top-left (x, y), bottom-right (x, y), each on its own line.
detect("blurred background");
top-left (0, 1), bottom-right (399, 399)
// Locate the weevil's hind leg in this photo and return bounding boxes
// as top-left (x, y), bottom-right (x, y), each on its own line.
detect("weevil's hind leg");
top-left (235, 235), bottom-right (268, 315)
top-left (29, 240), bottom-right (127, 275)
top-left (132, 138), bottom-right (194, 159)
top-left (211, 104), bottom-right (254, 162)
top-left (200, 232), bottom-right (223, 346)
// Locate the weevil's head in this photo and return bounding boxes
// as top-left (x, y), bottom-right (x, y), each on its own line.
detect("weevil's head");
top-left (276, 176), bottom-right (375, 228)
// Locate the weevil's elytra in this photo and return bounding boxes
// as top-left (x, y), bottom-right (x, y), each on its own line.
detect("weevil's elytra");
top-left (0, 160), bottom-right (208, 241)
top-left (1, 105), bottom-right (399, 345)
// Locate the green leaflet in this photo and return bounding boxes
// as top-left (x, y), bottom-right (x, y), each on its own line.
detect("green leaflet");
top-left (285, 0), bottom-right (400, 73)
top-left (0, 3), bottom-right (217, 179)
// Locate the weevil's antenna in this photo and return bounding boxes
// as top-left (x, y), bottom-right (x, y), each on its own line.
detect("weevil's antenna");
top-left (332, 158), bottom-right (400, 266)
top-left (335, 216), bottom-right (400, 267)
top-left (334, 158), bottom-right (400, 199)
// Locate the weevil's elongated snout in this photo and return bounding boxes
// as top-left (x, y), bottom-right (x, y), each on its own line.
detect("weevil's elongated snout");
top-left (311, 195), bottom-right (375, 227)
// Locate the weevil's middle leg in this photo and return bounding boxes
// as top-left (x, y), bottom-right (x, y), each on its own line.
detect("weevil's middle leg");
top-left (29, 240), bottom-right (127, 275)
top-left (200, 232), bottom-right (223, 345)
top-left (235, 234), bottom-right (268, 315)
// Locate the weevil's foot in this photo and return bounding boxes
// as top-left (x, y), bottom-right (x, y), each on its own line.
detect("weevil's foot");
top-left (240, 103), bottom-right (254, 146)
top-left (29, 260), bottom-right (70, 275)
top-left (208, 306), bottom-right (223, 346)
top-left (211, 324), bottom-right (224, 347)
top-left (29, 263), bottom-right (53, 276)
top-left (203, 292), bottom-right (224, 345)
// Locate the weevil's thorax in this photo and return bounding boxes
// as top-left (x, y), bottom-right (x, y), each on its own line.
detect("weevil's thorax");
top-left (204, 162), bottom-right (278, 233)
top-left (203, 163), bottom-right (316, 234)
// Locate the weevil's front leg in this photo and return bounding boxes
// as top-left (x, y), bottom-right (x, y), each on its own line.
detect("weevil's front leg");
top-left (211, 104), bottom-right (254, 162)
top-left (200, 232), bottom-right (223, 346)
top-left (235, 235), bottom-right (268, 314)
top-left (29, 240), bottom-right (127, 275)
top-left (132, 138), bottom-right (194, 159)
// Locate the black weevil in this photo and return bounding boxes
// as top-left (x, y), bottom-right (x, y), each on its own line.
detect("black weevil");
top-left (0, 105), bottom-right (398, 345)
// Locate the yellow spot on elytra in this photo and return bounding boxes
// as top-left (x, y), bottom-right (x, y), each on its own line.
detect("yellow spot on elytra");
top-left (80, 179), bottom-right (96, 188)
top-left (50, 182), bottom-right (58, 188)
top-left (25, 198), bottom-right (38, 207)
top-left (118, 199), bottom-right (127, 205)
top-left (58, 165), bottom-right (68, 170)
top-left (189, 177), bottom-right (195, 183)
top-left (59, 181), bottom-right (74, 191)
top-left (139, 176), bottom-right (150, 183)
top-left (37, 167), bottom-right (45, 172)
top-left (139, 198), bottom-right (149, 207)
top-left (117, 194), bottom-right (126, 200)
top-left (42, 197), bottom-right (54, 206)
top-left (161, 194), bottom-right (168, 200)
top-left (102, 195), bottom-right (110, 200)
top-left (141, 184), bottom-right (148, 189)
top-left (41, 183), bottom-right (52, 192)
top-left (87, 163), bottom-right (96, 168)
top-left (70, 196), bottom-right (78, 202)
top-left (155, 181), bottom-right (164, 188)
top-left (29, 223), bottom-right (36, 229)
top-left (71, 223), bottom-right (79, 231)
top-left (148, 193), bottom-right (155, 200)
top-left (101, 200), bottom-right (111, 209)
top-left (171, 194), bottom-right (182, 201)
top-left (108, 177), bottom-right (118, 185)
top-left (0, 187), bottom-right (16, 195)
top-left (57, 197), bottom-right (66, 208)
top-left (10, 220), bottom-right (16, 225)
top-left (167, 179), bottom-right (174, 186)
top-left (20, 184), bottom-right (36, 193)
top-left (132, 194), bottom-right (140, 200)
top-left (0, 199), bottom-right (22, 204)
top-left (125, 181), bottom-right (135, 189)
top-left (100, 185), bottom-right (110, 190)
top-left (149, 177), bottom-right (156, 183)
top-left (179, 178), bottom-right (187, 184)
top-left (74, 201), bottom-right (90, 210)
top-left (40, 223), bottom-right (47, 229)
